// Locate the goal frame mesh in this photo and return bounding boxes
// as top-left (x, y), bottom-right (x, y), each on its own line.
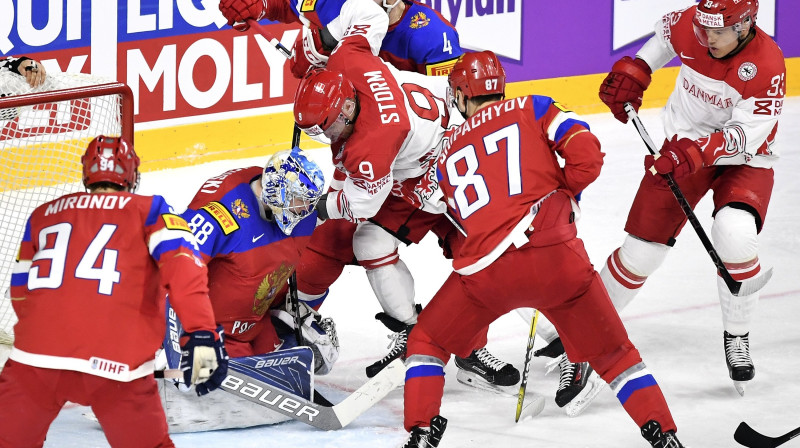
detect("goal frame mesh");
top-left (0, 81), bottom-right (134, 346)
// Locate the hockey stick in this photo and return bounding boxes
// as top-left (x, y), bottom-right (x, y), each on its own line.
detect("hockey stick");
top-left (157, 358), bottom-right (404, 430)
top-left (515, 309), bottom-right (542, 422)
top-left (244, 18), bottom-right (309, 346)
top-left (735, 422), bottom-right (800, 448)
top-left (623, 103), bottom-right (772, 297)
top-left (245, 19), bottom-right (292, 59)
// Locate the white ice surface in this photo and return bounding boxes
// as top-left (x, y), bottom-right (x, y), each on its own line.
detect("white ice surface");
top-left (43, 98), bottom-right (800, 447)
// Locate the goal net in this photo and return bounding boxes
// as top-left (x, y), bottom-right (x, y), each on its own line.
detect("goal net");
top-left (0, 70), bottom-right (134, 346)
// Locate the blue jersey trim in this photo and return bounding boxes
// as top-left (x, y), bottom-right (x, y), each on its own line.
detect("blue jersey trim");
top-left (616, 374), bottom-right (658, 405)
top-left (406, 364), bottom-right (445, 381)
top-left (531, 95), bottom-right (555, 121)
top-left (554, 118), bottom-right (590, 142)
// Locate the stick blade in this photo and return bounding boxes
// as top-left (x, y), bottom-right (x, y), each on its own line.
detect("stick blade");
top-left (734, 268), bottom-right (773, 297)
top-left (734, 421), bottom-right (777, 448)
top-left (516, 391), bottom-right (545, 422)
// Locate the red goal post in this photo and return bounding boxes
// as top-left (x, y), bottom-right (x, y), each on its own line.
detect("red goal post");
top-left (0, 74), bottom-right (134, 347)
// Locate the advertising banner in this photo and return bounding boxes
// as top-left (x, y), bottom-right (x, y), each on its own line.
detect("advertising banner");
top-left (1, 0), bottom-right (796, 166)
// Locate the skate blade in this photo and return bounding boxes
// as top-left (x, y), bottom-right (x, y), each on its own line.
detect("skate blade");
top-left (734, 380), bottom-right (747, 397)
top-left (456, 369), bottom-right (518, 396)
top-left (564, 371), bottom-right (607, 418)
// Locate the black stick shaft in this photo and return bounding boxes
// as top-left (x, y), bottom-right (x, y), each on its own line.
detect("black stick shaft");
top-left (624, 103), bottom-right (741, 296)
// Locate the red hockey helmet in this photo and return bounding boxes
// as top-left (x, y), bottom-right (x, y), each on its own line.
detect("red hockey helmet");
top-left (293, 68), bottom-right (357, 144)
top-left (448, 51), bottom-right (506, 98)
top-left (693, 0), bottom-right (757, 29)
top-left (81, 135), bottom-right (140, 191)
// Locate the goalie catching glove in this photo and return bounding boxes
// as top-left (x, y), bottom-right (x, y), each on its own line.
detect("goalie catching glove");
top-left (271, 300), bottom-right (340, 375)
top-left (180, 325), bottom-right (230, 396)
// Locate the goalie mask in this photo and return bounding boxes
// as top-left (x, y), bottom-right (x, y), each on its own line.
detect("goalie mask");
top-left (81, 135), bottom-right (140, 192)
top-left (293, 69), bottom-right (357, 145)
top-left (261, 148), bottom-right (325, 235)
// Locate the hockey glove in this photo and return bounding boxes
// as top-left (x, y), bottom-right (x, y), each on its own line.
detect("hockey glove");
top-left (218, 0), bottom-right (268, 31)
top-left (599, 56), bottom-right (652, 123)
top-left (645, 137), bottom-right (704, 179)
top-left (180, 325), bottom-right (229, 396)
top-left (271, 301), bottom-right (340, 375)
top-left (290, 26), bottom-right (332, 78)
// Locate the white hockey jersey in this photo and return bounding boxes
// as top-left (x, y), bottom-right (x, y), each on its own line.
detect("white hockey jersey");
top-left (324, 36), bottom-right (462, 221)
top-left (636, 5), bottom-right (786, 168)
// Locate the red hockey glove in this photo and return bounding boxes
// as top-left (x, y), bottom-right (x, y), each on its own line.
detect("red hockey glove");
top-left (219, 0), bottom-right (268, 31)
top-left (599, 56), bottom-right (652, 123)
top-left (645, 137), bottom-right (704, 179)
top-left (290, 26), bottom-right (331, 78)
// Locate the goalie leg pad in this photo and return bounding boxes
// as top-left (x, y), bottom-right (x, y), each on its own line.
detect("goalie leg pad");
top-left (712, 207), bottom-right (761, 334)
top-left (600, 236), bottom-right (669, 312)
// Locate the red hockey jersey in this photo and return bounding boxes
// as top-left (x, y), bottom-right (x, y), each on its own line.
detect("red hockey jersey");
top-left (435, 95), bottom-right (603, 274)
top-left (9, 192), bottom-right (216, 381)
top-left (182, 167), bottom-right (317, 343)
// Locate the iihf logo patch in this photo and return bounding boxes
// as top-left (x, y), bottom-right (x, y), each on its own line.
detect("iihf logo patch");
top-left (738, 62), bottom-right (757, 82)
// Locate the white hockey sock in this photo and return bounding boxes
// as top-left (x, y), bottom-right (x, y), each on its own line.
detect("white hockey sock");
top-left (600, 250), bottom-right (646, 312)
top-left (719, 261), bottom-right (761, 335)
top-left (365, 260), bottom-right (417, 325)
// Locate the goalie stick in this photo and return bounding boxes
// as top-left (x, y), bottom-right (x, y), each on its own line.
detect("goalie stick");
top-left (515, 309), bottom-right (544, 422)
top-left (735, 422), bottom-right (800, 448)
top-left (157, 357), bottom-right (405, 430)
top-left (623, 103), bottom-right (772, 297)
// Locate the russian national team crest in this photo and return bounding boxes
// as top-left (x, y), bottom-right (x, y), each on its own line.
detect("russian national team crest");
top-left (253, 263), bottom-right (293, 315)
top-left (738, 62), bottom-right (757, 81)
top-left (231, 198), bottom-right (250, 219)
top-left (410, 12), bottom-right (430, 29)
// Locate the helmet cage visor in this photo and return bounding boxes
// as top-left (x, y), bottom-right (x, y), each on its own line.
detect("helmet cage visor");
top-left (692, 21), bottom-right (744, 47)
top-left (692, 8), bottom-right (750, 47)
top-left (298, 99), bottom-right (356, 145)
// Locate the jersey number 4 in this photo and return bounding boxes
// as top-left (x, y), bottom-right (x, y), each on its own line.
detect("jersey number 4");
top-left (446, 123), bottom-right (521, 219)
top-left (28, 223), bottom-right (121, 295)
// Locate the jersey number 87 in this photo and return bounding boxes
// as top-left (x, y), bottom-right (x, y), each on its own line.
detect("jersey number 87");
top-left (445, 123), bottom-right (522, 219)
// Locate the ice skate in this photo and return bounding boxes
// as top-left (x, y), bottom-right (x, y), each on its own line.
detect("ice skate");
top-left (536, 338), bottom-right (603, 415)
top-left (563, 367), bottom-right (607, 417)
top-left (399, 415), bottom-right (447, 448)
top-left (366, 312), bottom-right (414, 378)
top-left (724, 331), bottom-right (755, 396)
top-left (454, 347), bottom-right (520, 394)
top-left (641, 420), bottom-right (685, 448)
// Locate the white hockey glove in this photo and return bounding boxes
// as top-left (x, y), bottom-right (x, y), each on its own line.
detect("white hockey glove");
top-left (271, 300), bottom-right (340, 375)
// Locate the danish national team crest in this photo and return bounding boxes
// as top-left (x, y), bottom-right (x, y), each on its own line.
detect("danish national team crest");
top-left (231, 198), bottom-right (250, 219)
top-left (738, 62), bottom-right (757, 82)
top-left (410, 12), bottom-right (430, 29)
